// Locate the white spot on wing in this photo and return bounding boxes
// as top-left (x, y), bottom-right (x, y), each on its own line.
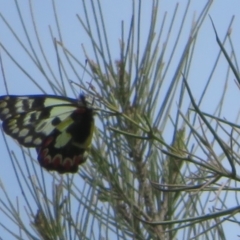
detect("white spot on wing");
top-left (44, 98), bottom-right (72, 107)
top-left (2, 108), bottom-right (10, 115)
top-left (5, 114), bottom-right (11, 119)
top-left (0, 101), bottom-right (7, 108)
top-left (19, 128), bottom-right (29, 137)
top-left (15, 98), bottom-right (34, 112)
top-left (24, 136), bottom-right (33, 143)
top-left (9, 119), bottom-right (17, 125)
top-left (12, 128), bottom-right (19, 134)
top-left (33, 138), bottom-right (42, 145)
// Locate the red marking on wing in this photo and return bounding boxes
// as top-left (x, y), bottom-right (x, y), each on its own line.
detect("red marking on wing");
top-left (37, 135), bottom-right (87, 174)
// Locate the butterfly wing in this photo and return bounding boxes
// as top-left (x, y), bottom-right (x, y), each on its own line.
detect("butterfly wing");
top-left (0, 95), bottom-right (94, 173)
top-left (37, 102), bottom-right (94, 173)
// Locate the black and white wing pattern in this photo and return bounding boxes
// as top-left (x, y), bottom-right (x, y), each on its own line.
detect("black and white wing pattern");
top-left (0, 94), bottom-right (94, 173)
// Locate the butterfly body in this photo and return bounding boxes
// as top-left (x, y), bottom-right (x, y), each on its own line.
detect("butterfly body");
top-left (0, 94), bottom-right (94, 173)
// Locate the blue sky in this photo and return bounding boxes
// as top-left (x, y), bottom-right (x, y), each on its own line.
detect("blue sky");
top-left (0, 0), bottom-right (240, 239)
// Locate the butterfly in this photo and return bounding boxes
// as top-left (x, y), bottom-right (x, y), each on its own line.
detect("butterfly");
top-left (0, 94), bottom-right (94, 173)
